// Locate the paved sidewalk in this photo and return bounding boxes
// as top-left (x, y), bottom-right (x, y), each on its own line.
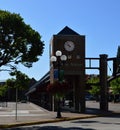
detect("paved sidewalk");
top-left (0, 101), bottom-right (119, 129)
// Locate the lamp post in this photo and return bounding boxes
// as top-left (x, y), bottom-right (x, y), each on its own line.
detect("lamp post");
top-left (51, 50), bottom-right (67, 118)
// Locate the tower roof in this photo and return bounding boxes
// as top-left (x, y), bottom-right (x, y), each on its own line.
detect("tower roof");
top-left (57, 26), bottom-right (80, 35)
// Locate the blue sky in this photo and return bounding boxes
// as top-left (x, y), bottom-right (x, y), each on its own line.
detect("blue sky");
top-left (0, 0), bottom-right (120, 80)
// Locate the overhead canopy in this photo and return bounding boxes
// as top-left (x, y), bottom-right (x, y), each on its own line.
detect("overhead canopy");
top-left (26, 71), bottom-right (50, 95)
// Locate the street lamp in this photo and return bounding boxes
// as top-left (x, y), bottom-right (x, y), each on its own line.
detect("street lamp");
top-left (51, 50), bottom-right (67, 118)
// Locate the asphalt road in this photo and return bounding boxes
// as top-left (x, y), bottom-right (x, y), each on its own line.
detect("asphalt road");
top-left (1, 101), bottom-right (120, 129)
top-left (4, 114), bottom-right (120, 130)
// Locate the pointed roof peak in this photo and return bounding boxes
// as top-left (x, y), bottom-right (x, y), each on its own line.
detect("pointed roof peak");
top-left (57, 26), bottom-right (80, 35)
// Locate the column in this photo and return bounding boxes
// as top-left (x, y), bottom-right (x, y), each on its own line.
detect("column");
top-left (74, 75), bottom-right (85, 113)
top-left (99, 54), bottom-right (108, 111)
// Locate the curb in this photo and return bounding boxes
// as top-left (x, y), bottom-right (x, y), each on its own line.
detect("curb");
top-left (0, 114), bottom-right (102, 129)
top-left (0, 112), bottom-right (119, 129)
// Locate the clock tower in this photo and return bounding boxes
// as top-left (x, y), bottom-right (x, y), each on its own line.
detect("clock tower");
top-left (50, 26), bottom-right (85, 112)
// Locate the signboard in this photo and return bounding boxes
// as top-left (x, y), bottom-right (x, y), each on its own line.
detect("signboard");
top-left (54, 69), bottom-right (64, 81)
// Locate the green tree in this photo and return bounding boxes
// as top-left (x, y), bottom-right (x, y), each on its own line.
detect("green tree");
top-left (3, 71), bottom-right (31, 100)
top-left (0, 10), bottom-right (44, 71)
top-left (0, 78), bottom-right (15, 98)
top-left (110, 77), bottom-right (120, 102)
top-left (0, 84), bottom-right (7, 96)
top-left (9, 70), bottom-right (30, 90)
top-left (87, 76), bottom-right (100, 98)
top-left (110, 77), bottom-right (120, 95)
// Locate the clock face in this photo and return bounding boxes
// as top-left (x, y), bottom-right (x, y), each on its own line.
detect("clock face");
top-left (64, 41), bottom-right (75, 51)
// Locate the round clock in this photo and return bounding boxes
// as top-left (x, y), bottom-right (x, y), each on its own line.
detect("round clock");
top-left (64, 41), bottom-right (75, 51)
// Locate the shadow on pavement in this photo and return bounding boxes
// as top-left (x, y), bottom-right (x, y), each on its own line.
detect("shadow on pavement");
top-left (3, 126), bottom-right (95, 130)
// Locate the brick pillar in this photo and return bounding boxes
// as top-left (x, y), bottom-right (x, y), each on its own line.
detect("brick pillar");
top-left (99, 54), bottom-right (108, 111)
top-left (74, 76), bottom-right (80, 112)
top-left (74, 75), bottom-right (85, 113)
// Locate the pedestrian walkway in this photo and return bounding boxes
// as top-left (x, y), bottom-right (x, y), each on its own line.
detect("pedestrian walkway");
top-left (0, 101), bottom-right (119, 129)
top-left (0, 102), bottom-right (55, 124)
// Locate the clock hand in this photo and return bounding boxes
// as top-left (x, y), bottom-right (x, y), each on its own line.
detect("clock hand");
top-left (67, 43), bottom-right (71, 47)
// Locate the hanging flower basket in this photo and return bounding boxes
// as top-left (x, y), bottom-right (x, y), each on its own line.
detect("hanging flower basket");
top-left (47, 80), bottom-right (70, 97)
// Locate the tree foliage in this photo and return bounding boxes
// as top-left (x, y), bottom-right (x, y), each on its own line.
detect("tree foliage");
top-left (0, 84), bottom-right (7, 96)
top-left (0, 71), bottom-right (30, 95)
top-left (0, 71), bottom-right (30, 99)
top-left (110, 77), bottom-right (120, 95)
top-left (0, 78), bottom-right (15, 96)
top-left (87, 75), bottom-right (120, 96)
top-left (8, 70), bottom-right (30, 90)
top-left (0, 10), bottom-right (44, 70)
top-left (87, 76), bottom-right (100, 96)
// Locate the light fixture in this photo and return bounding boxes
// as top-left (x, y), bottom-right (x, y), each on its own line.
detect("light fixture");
top-left (56, 50), bottom-right (62, 57)
top-left (60, 55), bottom-right (67, 61)
top-left (51, 56), bottom-right (57, 62)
